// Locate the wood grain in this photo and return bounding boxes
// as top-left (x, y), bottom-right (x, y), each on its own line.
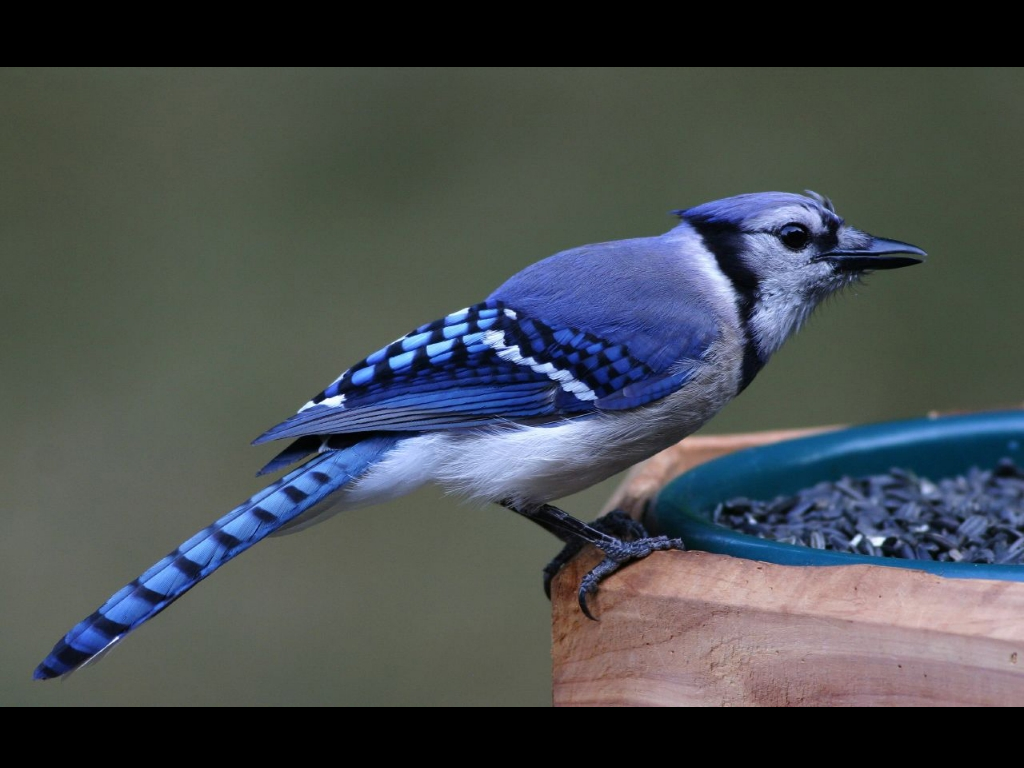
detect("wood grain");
top-left (552, 549), bottom-right (1024, 706)
top-left (552, 426), bottom-right (1024, 706)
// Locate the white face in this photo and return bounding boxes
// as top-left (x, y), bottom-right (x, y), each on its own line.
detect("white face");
top-left (737, 202), bottom-right (870, 358)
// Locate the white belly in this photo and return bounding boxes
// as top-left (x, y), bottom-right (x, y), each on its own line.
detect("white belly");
top-left (345, 341), bottom-right (742, 509)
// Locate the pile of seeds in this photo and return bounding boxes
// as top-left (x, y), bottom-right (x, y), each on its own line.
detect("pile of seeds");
top-left (713, 458), bottom-right (1024, 564)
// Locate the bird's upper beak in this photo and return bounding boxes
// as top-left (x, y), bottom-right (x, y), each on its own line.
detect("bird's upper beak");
top-left (812, 236), bottom-right (926, 272)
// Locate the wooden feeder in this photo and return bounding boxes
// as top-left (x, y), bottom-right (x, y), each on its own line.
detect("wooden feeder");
top-left (551, 419), bottom-right (1024, 706)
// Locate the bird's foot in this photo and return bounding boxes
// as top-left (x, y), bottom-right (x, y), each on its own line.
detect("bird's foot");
top-left (576, 531), bottom-right (685, 619)
top-left (542, 509), bottom-right (644, 598)
top-left (542, 509), bottom-right (685, 619)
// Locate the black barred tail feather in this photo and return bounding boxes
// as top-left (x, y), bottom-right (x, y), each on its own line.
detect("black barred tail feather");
top-left (34, 435), bottom-right (400, 680)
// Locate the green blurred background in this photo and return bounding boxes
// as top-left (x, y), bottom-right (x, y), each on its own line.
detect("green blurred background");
top-left (5, 68), bottom-right (1022, 706)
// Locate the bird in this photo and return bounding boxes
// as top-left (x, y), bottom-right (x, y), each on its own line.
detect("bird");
top-left (34, 191), bottom-right (924, 680)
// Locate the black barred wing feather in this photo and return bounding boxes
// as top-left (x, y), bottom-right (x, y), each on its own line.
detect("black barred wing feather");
top-left (254, 300), bottom-right (711, 447)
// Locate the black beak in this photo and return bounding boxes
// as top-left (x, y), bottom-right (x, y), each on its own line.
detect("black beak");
top-left (812, 236), bottom-right (926, 273)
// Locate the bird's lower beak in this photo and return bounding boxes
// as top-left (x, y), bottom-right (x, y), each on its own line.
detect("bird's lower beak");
top-left (812, 236), bottom-right (926, 272)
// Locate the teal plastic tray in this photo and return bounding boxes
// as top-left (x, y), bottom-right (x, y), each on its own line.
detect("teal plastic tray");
top-left (650, 411), bottom-right (1024, 581)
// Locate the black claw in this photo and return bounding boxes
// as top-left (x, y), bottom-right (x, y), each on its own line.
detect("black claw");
top-left (505, 501), bottom-right (684, 617)
top-left (578, 583), bottom-right (597, 621)
top-left (542, 509), bottom-right (644, 599)
top-left (575, 535), bottom-right (686, 620)
top-left (577, 555), bottom-right (621, 620)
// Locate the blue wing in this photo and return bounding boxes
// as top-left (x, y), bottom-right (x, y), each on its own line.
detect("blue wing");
top-left (253, 300), bottom-right (715, 472)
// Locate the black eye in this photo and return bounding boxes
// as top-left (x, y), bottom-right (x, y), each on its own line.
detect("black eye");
top-left (778, 223), bottom-right (811, 250)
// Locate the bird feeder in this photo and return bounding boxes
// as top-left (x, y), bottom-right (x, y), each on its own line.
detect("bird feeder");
top-left (551, 411), bottom-right (1024, 706)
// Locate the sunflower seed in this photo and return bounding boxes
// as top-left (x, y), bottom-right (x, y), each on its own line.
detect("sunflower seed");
top-left (712, 458), bottom-right (1024, 564)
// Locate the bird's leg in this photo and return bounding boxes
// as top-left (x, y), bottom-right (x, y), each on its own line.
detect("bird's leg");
top-left (500, 501), bottom-right (685, 620)
top-left (537, 510), bottom-right (647, 599)
top-left (510, 513), bottom-right (586, 597)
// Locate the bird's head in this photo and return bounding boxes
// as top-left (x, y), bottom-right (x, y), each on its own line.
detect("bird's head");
top-left (674, 190), bottom-right (925, 361)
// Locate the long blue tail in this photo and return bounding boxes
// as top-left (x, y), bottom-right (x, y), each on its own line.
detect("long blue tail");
top-left (34, 436), bottom-right (399, 680)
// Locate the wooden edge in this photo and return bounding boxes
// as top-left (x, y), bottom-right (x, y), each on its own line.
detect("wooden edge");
top-left (552, 549), bottom-right (1024, 706)
top-left (554, 419), bottom-right (1024, 706)
top-left (600, 426), bottom-right (841, 519)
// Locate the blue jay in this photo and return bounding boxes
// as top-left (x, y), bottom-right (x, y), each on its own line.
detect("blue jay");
top-left (35, 191), bottom-right (924, 680)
